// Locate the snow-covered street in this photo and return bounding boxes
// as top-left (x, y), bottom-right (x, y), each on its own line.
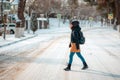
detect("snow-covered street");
top-left (0, 0), bottom-right (120, 79)
top-left (0, 26), bottom-right (120, 80)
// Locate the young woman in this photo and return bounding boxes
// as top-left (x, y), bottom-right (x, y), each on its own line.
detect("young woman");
top-left (64, 21), bottom-right (88, 71)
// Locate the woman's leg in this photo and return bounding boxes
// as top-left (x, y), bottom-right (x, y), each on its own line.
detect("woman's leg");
top-left (76, 52), bottom-right (88, 70)
top-left (64, 52), bottom-right (75, 71)
top-left (68, 52), bottom-right (75, 64)
top-left (76, 52), bottom-right (86, 63)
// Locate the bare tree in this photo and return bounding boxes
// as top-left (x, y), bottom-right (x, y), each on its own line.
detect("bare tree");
top-left (15, 0), bottom-right (26, 38)
top-left (67, 0), bottom-right (79, 18)
top-left (29, 0), bottom-right (62, 16)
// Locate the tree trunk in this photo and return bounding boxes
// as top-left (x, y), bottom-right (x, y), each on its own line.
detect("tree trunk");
top-left (114, 0), bottom-right (120, 33)
top-left (115, 0), bottom-right (120, 25)
top-left (15, 0), bottom-right (26, 38)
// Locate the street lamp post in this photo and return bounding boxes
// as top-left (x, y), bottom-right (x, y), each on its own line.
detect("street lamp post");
top-left (1, 0), bottom-right (11, 39)
top-left (1, 0), bottom-right (6, 40)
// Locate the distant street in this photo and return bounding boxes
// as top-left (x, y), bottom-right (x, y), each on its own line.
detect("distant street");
top-left (0, 27), bottom-right (120, 80)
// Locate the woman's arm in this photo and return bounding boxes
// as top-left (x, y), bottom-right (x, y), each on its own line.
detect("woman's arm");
top-left (73, 31), bottom-right (79, 49)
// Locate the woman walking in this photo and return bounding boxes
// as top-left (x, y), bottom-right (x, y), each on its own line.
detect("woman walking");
top-left (64, 21), bottom-right (88, 71)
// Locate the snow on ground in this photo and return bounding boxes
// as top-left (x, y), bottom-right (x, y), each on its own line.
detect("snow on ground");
top-left (14, 28), bottom-right (120, 80)
top-left (0, 33), bottom-right (36, 47)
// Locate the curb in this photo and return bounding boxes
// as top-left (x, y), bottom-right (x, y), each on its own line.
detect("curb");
top-left (0, 35), bottom-right (37, 48)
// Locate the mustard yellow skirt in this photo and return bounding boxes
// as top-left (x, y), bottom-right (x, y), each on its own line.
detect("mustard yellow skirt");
top-left (70, 43), bottom-right (80, 52)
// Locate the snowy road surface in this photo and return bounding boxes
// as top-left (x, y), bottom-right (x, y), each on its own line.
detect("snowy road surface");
top-left (0, 27), bottom-right (120, 80)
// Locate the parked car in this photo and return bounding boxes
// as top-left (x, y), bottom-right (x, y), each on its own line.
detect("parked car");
top-left (0, 23), bottom-right (16, 34)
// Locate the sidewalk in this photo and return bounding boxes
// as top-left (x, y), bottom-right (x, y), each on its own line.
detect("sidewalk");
top-left (0, 32), bottom-right (37, 48)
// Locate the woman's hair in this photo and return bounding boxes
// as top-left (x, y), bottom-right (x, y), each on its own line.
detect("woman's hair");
top-left (71, 21), bottom-right (81, 30)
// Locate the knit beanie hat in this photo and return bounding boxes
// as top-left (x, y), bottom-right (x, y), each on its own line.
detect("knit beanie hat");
top-left (71, 21), bottom-right (79, 27)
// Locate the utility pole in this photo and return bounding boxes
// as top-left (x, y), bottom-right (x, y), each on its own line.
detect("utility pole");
top-left (1, 0), bottom-right (6, 40)
top-left (1, 0), bottom-right (3, 24)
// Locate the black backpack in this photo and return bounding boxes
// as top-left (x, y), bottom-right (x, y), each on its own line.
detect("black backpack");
top-left (78, 31), bottom-right (85, 44)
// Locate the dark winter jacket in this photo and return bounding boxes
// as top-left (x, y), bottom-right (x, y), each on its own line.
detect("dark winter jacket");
top-left (70, 26), bottom-right (81, 49)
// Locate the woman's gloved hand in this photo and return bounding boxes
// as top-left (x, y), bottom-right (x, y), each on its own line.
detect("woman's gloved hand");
top-left (69, 43), bottom-right (71, 48)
